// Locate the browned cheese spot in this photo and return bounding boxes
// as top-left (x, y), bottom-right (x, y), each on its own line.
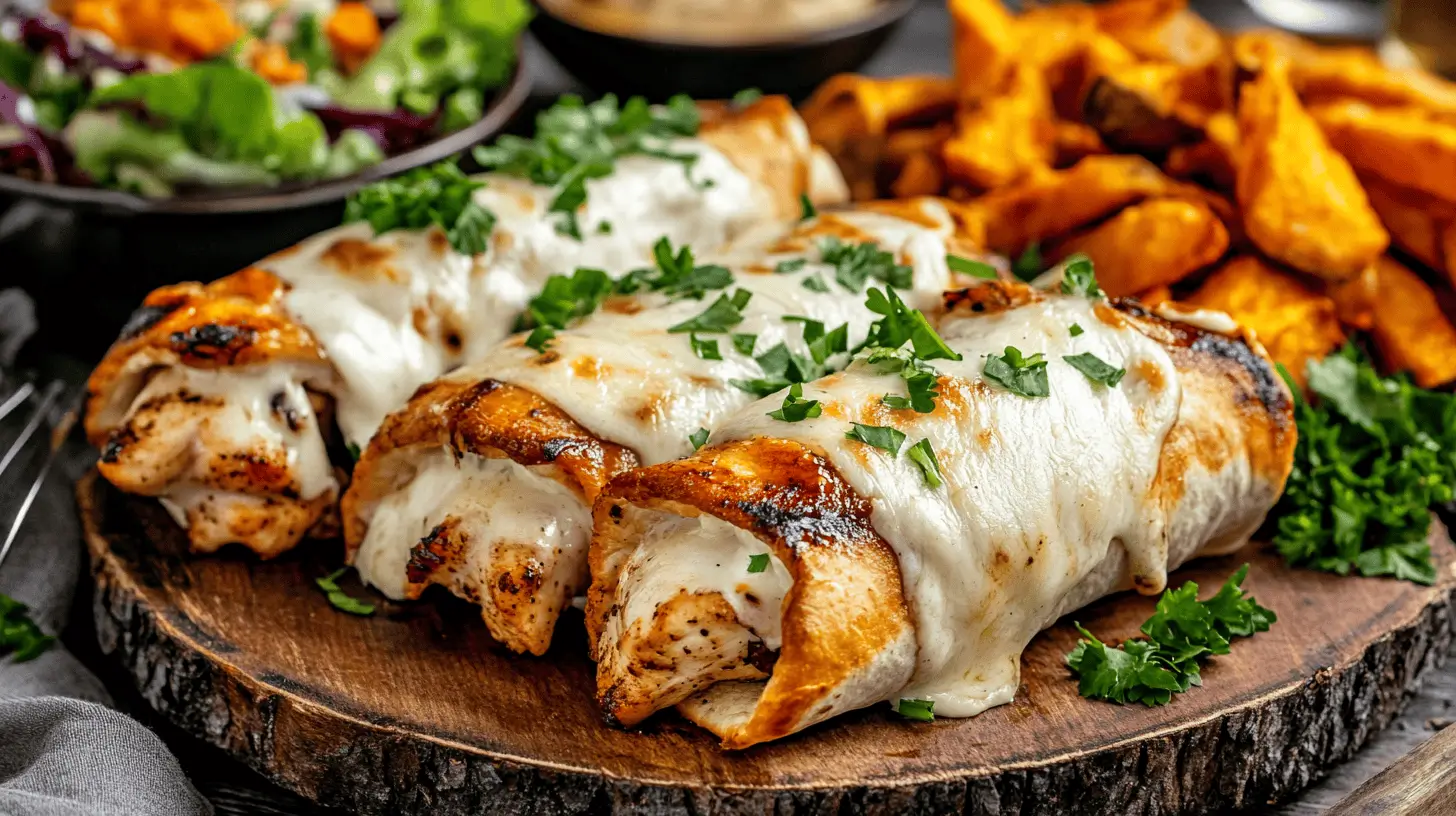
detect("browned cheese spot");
top-left (321, 238), bottom-right (399, 282)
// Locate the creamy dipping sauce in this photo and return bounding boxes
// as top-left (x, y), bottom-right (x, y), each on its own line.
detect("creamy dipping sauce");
top-left (538, 0), bottom-right (883, 44)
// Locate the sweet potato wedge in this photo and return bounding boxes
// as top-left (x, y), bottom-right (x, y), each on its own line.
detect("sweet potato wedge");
top-left (800, 74), bottom-right (959, 201)
top-left (942, 63), bottom-right (1056, 190)
top-left (1165, 111), bottom-right (1237, 190)
top-left (1368, 256), bottom-right (1456, 388)
top-left (1046, 198), bottom-right (1229, 296)
top-left (1324, 261), bottom-right (1378, 331)
top-left (1233, 29), bottom-right (1456, 117)
top-left (1185, 255), bottom-right (1345, 386)
top-left (961, 154), bottom-right (1177, 253)
top-left (1312, 102), bottom-right (1456, 207)
top-left (1235, 57), bottom-right (1388, 281)
top-left (1053, 120), bottom-right (1109, 167)
top-left (1092, 0), bottom-right (1224, 69)
top-left (1362, 179), bottom-right (1455, 274)
top-left (949, 0), bottom-right (1019, 99)
top-left (1082, 64), bottom-right (1205, 153)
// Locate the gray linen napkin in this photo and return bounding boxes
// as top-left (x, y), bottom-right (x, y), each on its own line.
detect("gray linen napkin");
top-left (0, 288), bottom-right (211, 816)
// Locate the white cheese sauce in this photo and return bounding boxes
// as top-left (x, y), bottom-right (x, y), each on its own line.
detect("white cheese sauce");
top-left (711, 294), bottom-right (1183, 716)
top-left (450, 209), bottom-right (954, 466)
top-left (262, 139), bottom-right (765, 447)
top-left (354, 449), bottom-right (589, 600)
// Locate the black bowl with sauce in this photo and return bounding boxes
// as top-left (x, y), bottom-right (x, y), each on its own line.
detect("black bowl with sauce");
top-left (529, 0), bottom-right (917, 101)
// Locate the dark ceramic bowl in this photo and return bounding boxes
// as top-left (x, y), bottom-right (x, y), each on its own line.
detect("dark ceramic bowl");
top-left (529, 0), bottom-right (917, 101)
top-left (0, 57), bottom-right (530, 361)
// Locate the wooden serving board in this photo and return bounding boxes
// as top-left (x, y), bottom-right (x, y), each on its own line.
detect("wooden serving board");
top-left (79, 472), bottom-right (1456, 816)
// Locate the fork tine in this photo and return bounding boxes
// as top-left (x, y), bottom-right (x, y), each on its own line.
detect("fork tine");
top-left (0, 382), bottom-right (78, 572)
top-left (0, 382), bottom-right (35, 425)
top-left (0, 381), bottom-right (64, 482)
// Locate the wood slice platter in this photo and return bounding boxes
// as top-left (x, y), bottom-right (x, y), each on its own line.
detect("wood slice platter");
top-left (79, 472), bottom-right (1456, 816)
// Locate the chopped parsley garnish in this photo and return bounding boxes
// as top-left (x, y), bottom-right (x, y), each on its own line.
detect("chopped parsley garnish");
top-left (1060, 254), bottom-right (1103, 298)
top-left (596, 220), bottom-right (613, 234)
top-left (1070, 323), bottom-right (1085, 337)
top-left (768, 383), bottom-right (823, 422)
top-left (668, 289), bottom-right (753, 334)
top-left (524, 326), bottom-right (555, 354)
top-left (775, 258), bottom-right (808, 274)
top-left (896, 698), bottom-right (935, 722)
top-left (851, 287), bottom-right (958, 414)
top-left (802, 274), bottom-right (831, 293)
top-left (521, 267), bottom-right (613, 334)
top-left (799, 193), bottom-right (817, 221)
top-left (862, 288), bottom-right (962, 362)
top-left (519, 237), bottom-right (738, 350)
top-left (907, 438), bottom-right (944, 488)
top-left (1064, 352), bottom-right (1126, 387)
top-left (733, 87), bottom-right (764, 108)
top-left (1067, 565), bottom-right (1274, 706)
top-left (1, 594), bottom-right (54, 662)
top-left (346, 442), bottom-right (362, 461)
top-left (1012, 242), bottom-right (1044, 281)
top-left (866, 348), bottom-right (941, 413)
top-left (732, 333), bottom-right (758, 356)
top-left (846, 422), bottom-right (907, 454)
top-left (316, 567), bottom-right (376, 617)
top-left (984, 346), bottom-right (1050, 398)
top-left (820, 237), bottom-right (913, 292)
top-left (690, 334), bottom-right (722, 360)
top-left (730, 319), bottom-right (849, 397)
top-left (1273, 347), bottom-right (1455, 585)
top-left (617, 237), bottom-right (733, 299)
top-left (689, 427), bottom-right (710, 450)
top-left (946, 253), bottom-right (998, 280)
top-left (473, 94), bottom-right (701, 240)
top-left (747, 553), bottom-right (771, 573)
top-left (344, 160), bottom-right (495, 255)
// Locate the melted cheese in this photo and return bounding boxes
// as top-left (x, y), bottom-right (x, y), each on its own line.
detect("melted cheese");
top-left (133, 364), bottom-right (336, 520)
top-left (619, 514), bottom-right (791, 649)
top-left (710, 294), bottom-right (1183, 716)
top-left (354, 449), bottom-right (590, 600)
top-left (263, 141), bottom-right (767, 447)
top-left (449, 208), bottom-right (954, 465)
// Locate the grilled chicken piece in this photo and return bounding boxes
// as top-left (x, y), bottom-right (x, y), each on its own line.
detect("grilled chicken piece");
top-left (86, 268), bottom-right (341, 556)
top-left (342, 201), bottom-right (985, 654)
top-left (589, 281), bottom-right (1297, 748)
top-left (85, 96), bottom-right (850, 559)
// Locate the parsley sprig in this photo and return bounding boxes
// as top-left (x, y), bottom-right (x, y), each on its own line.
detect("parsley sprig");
top-left (1273, 347), bottom-right (1455, 585)
top-left (730, 317), bottom-right (849, 397)
top-left (316, 568), bottom-right (376, 616)
top-left (472, 94), bottom-right (701, 239)
top-left (819, 237), bottom-right (913, 292)
top-left (984, 346), bottom-right (1050, 398)
top-left (1068, 565), bottom-right (1275, 706)
top-left (1, 593), bottom-right (54, 662)
top-left (344, 161), bottom-right (495, 255)
top-left (1059, 254), bottom-right (1102, 298)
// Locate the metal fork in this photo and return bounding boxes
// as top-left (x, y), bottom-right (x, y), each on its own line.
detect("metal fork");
top-left (0, 378), bottom-right (81, 573)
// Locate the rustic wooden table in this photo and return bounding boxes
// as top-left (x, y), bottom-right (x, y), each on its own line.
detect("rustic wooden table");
top-left (30, 1), bottom-right (1456, 813)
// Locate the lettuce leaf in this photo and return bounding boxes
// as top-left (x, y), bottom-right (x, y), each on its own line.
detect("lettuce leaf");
top-left (74, 61), bottom-right (375, 193)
